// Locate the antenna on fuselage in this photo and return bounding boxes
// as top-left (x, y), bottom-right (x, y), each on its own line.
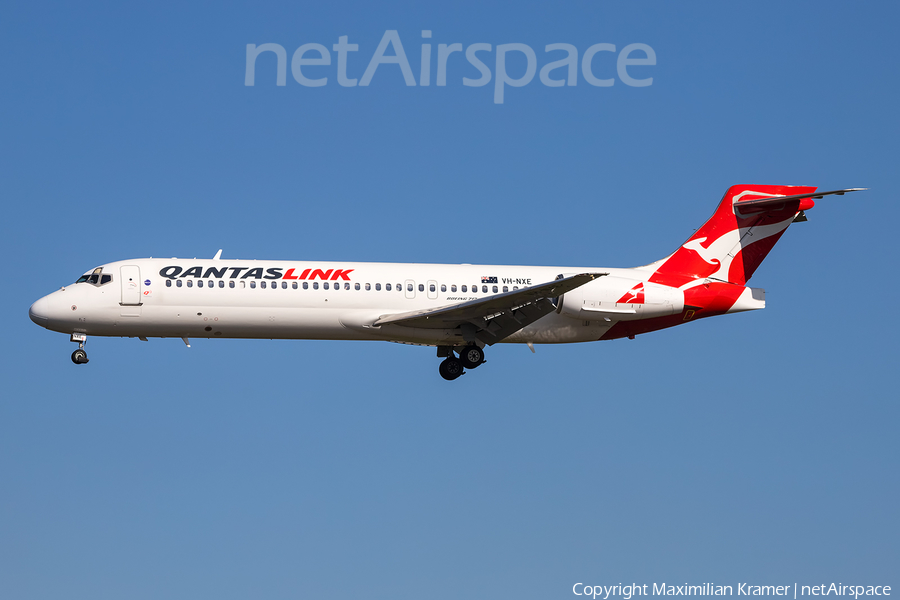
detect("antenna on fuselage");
top-left (213, 249), bottom-right (223, 260)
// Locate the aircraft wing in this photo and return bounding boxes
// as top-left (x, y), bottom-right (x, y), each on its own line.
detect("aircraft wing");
top-left (373, 272), bottom-right (607, 345)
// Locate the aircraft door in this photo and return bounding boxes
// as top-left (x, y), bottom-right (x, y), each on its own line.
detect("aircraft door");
top-left (120, 265), bottom-right (142, 306)
top-left (405, 279), bottom-right (415, 299)
top-left (427, 280), bottom-right (438, 300)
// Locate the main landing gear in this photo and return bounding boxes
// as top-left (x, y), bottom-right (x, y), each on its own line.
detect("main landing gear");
top-left (70, 333), bottom-right (89, 364)
top-left (438, 345), bottom-right (485, 381)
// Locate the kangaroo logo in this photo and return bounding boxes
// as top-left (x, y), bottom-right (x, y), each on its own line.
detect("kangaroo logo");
top-left (681, 237), bottom-right (720, 267)
top-left (617, 282), bottom-right (645, 304)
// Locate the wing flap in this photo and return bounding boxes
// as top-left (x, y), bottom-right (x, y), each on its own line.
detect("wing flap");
top-left (469, 298), bottom-right (557, 345)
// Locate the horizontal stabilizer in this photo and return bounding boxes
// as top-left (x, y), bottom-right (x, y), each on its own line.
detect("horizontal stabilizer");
top-left (734, 188), bottom-right (865, 213)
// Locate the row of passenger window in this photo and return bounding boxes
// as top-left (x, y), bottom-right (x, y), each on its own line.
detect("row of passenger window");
top-left (164, 279), bottom-right (518, 294)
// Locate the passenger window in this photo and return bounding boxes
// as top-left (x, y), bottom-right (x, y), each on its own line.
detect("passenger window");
top-left (396, 283), bottom-right (401, 291)
top-left (187, 280), bottom-right (193, 288)
top-left (303, 282), bottom-right (309, 289)
top-left (355, 283), bottom-right (360, 290)
top-left (451, 285), bottom-right (457, 292)
top-left (482, 285), bottom-right (488, 293)
top-left (513, 286), bottom-right (518, 290)
top-left (441, 284), bottom-right (446, 292)
top-left (365, 283), bottom-right (371, 291)
top-left (260, 281), bottom-right (266, 289)
top-left (240, 281), bottom-right (246, 288)
top-left (375, 283), bottom-right (381, 291)
top-left (176, 280), bottom-right (182, 288)
top-left (502, 286), bottom-right (508, 292)
top-left (219, 280), bottom-right (225, 288)
top-left (313, 282), bottom-right (319, 290)
top-left (282, 281), bottom-right (287, 289)
top-left (493, 285), bottom-right (498, 293)
top-left (198, 280), bottom-right (204, 288)
top-left (323, 282), bottom-right (329, 290)
top-left (407, 283), bottom-right (413, 292)
top-left (250, 281), bottom-right (256, 288)
top-left (345, 283), bottom-right (350, 290)
top-left (229, 281), bottom-right (235, 288)
top-left (430, 284), bottom-right (436, 292)
top-left (292, 282), bottom-right (298, 289)
top-left (418, 284), bottom-right (424, 292)
top-left (385, 283), bottom-right (391, 291)
top-left (461, 285), bottom-right (466, 292)
top-left (166, 280), bottom-right (172, 287)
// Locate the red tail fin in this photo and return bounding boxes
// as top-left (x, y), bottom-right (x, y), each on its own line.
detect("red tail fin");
top-left (646, 185), bottom-right (817, 287)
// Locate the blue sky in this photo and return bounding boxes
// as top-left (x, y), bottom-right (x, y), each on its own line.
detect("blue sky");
top-left (1, 2), bottom-right (898, 599)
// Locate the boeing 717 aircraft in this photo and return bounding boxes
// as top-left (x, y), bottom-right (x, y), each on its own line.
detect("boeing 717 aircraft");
top-left (29, 185), bottom-right (862, 380)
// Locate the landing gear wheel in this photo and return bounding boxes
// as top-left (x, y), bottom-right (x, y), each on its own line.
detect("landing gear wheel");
top-left (71, 349), bottom-right (89, 364)
top-left (460, 345), bottom-right (484, 369)
top-left (439, 357), bottom-right (464, 381)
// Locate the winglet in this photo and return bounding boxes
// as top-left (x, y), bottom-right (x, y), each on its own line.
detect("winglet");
top-left (213, 249), bottom-right (223, 260)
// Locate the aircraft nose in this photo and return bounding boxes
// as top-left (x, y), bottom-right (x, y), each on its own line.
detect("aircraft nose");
top-left (29, 296), bottom-right (51, 327)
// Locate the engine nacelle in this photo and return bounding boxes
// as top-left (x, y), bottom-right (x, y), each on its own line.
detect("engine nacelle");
top-left (558, 276), bottom-right (684, 321)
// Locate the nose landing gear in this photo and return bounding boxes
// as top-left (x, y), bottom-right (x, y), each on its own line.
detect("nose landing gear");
top-left (70, 333), bottom-right (89, 364)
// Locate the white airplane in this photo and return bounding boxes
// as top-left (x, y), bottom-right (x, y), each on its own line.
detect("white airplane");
top-left (29, 185), bottom-right (862, 380)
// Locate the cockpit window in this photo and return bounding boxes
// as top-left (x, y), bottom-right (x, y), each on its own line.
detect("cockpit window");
top-left (76, 267), bottom-right (112, 287)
